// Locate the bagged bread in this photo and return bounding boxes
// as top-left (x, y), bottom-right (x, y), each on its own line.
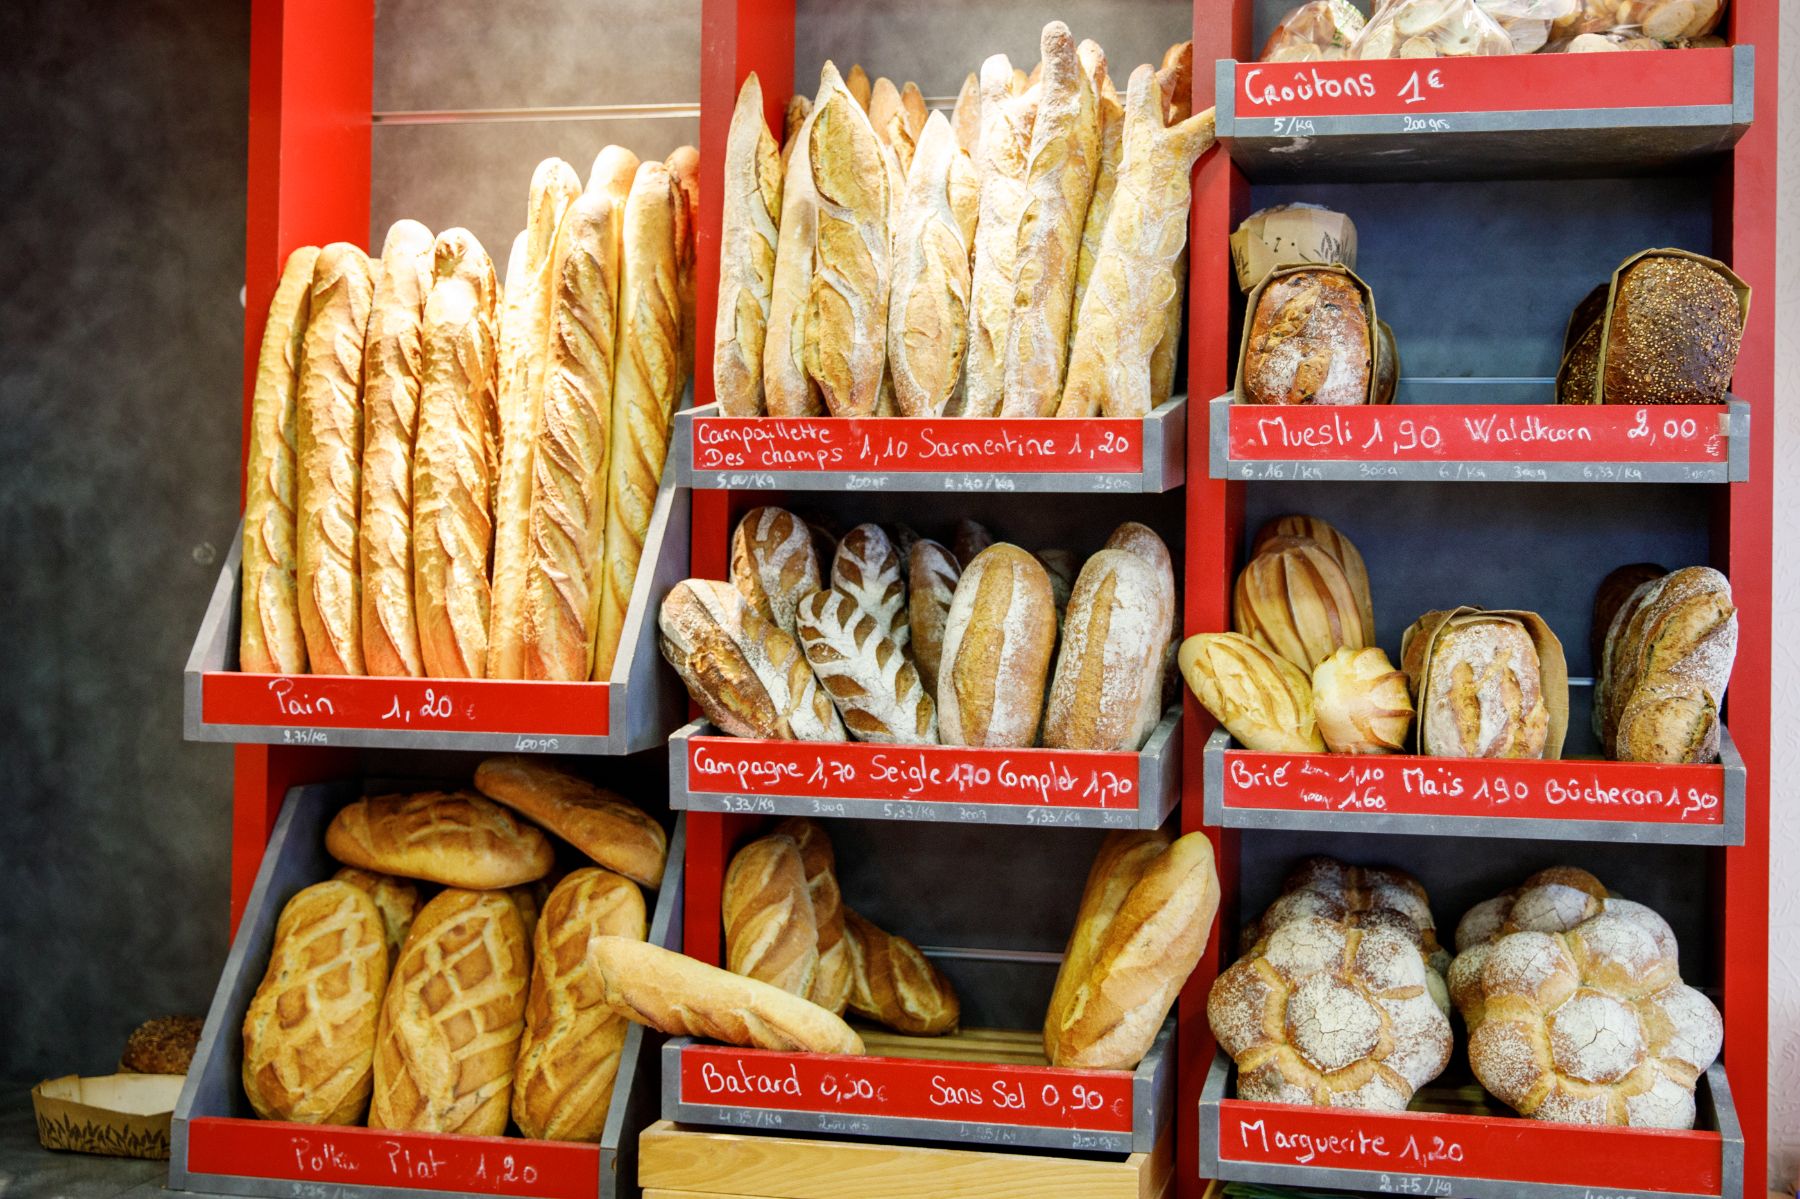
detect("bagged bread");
top-left (1348, 0), bottom-right (1513, 56)
top-left (1261, 0), bottom-right (1368, 59)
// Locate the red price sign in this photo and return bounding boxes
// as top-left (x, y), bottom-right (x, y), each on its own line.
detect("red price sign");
top-left (688, 415), bottom-right (1143, 476)
top-left (202, 672), bottom-right (609, 742)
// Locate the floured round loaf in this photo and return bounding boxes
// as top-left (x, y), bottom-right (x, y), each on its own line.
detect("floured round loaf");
top-left (1419, 616), bottom-right (1549, 758)
top-left (1242, 270), bottom-right (1370, 406)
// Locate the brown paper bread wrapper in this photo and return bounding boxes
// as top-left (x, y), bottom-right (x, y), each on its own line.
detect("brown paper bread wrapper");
top-left (32, 1073), bottom-right (184, 1160)
top-left (1411, 606), bottom-right (1570, 759)
top-left (1230, 204), bottom-right (1358, 294)
top-left (1233, 262), bottom-right (1378, 407)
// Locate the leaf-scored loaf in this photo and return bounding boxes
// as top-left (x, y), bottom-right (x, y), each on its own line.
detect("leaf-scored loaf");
top-left (797, 588), bottom-right (937, 744)
top-left (730, 505), bottom-right (822, 637)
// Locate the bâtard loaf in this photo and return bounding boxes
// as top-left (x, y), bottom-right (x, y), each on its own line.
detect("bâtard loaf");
top-left (772, 817), bottom-right (852, 1014)
top-left (936, 544), bottom-right (1057, 747)
top-left (326, 790), bottom-right (553, 889)
top-left (730, 505), bottom-right (822, 636)
top-left (843, 909), bottom-right (960, 1035)
top-left (1044, 829), bottom-right (1170, 1058)
top-left (1043, 549), bottom-right (1167, 751)
top-left (332, 866), bottom-right (421, 964)
top-left (723, 834), bottom-right (819, 997)
top-left (473, 755), bottom-right (667, 887)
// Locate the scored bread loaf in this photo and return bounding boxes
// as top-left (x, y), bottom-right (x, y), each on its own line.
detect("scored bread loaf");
top-left (868, 76), bottom-right (902, 153)
top-left (765, 90), bottom-right (823, 416)
top-left (772, 817), bottom-right (851, 1013)
top-left (359, 221), bottom-right (435, 677)
top-left (590, 936), bottom-right (864, 1054)
top-left (521, 179), bottom-right (630, 682)
top-left (843, 909), bottom-right (960, 1035)
top-left (593, 161), bottom-right (683, 679)
top-left (797, 588), bottom-right (937, 744)
top-left (1235, 535), bottom-right (1368, 672)
top-left (1043, 829), bottom-right (1171, 1057)
top-left (1105, 522), bottom-right (1177, 744)
top-left (1596, 579), bottom-right (1663, 747)
top-left (491, 159), bottom-right (584, 681)
top-left (845, 64), bottom-right (872, 110)
top-left (473, 755), bottom-right (667, 887)
top-left (715, 73), bottom-right (784, 417)
top-left (1148, 42), bottom-right (1196, 410)
top-left (658, 579), bottom-right (846, 741)
top-left (1066, 44), bottom-right (1120, 361)
top-left (888, 112), bottom-right (973, 417)
top-left (937, 544), bottom-right (1057, 747)
top-left (510, 881), bottom-right (550, 944)
top-left (1049, 832), bottom-right (1219, 1070)
top-left (1000, 22), bottom-right (1100, 417)
top-left (1420, 616), bottom-right (1551, 758)
top-left (1589, 563), bottom-right (1667, 680)
top-left (326, 790), bottom-right (553, 889)
top-left (963, 54), bottom-right (1037, 416)
top-left (1312, 646), bottom-right (1414, 754)
top-left (950, 71), bottom-right (981, 154)
top-left (907, 540), bottom-right (961, 698)
top-left (332, 866), bottom-right (421, 964)
top-left (1253, 515), bottom-right (1375, 645)
top-left (1044, 549), bottom-right (1167, 751)
top-left (1179, 632), bottom-right (1325, 753)
top-left (295, 242), bottom-right (376, 674)
top-left (724, 834), bottom-right (819, 997)
top-left (1243, 269), bottom-right (1371, 406)
top-left (413, 229), bottom-right (501, 679)
top-left (513, 868), bottom-right (645, 1142)
top-left (241, 244), bottom-right (320, 675)
top-left (371, 889), bottom-right (529, 1135)
top-left (831, 524), bottom-right (909, 651)
top-left (1615, 679), bottom-right (1720, 764)
top-left (729, 506), bottom-right (821, 636)
top-left (1603, 566), bottom-right (1736, 762)
top-left (666, 144), bottom-right (700, 389)
top-left (242, 881), bottom-right (388, 1124)
top-left (803, 62), bottom-right (890, 417)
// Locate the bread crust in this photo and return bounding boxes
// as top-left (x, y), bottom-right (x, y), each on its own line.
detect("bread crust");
top-left (715, 74), bottom-right (784, 417)
top-left (1602, 255), bottom-right (1742, 405)
top-left (1253, 515), bottom-right (1374, 645)
top-left (797, 589), bottom-right (937, 744)
top-left (963, 54), bottom-right (1036, 416)
top-left (1244, 270), bottom-right (1371, 406)
top-left (729, 506), bottom-right (821, 636)
top-left (1179, 632), bottom-right (1324, 753)
top-left (1066, 46), bottom-right (1120, 372)
top-left (1104, 522), bottom-right (1178, 745)
top-left (1044, 829), bottom-right (1171, 1057)
top-left (888, 113), bottom-right (973, 417)
top-left (666, 144), bottom-right (700, 392)
top-left (724, 834), bottom-right (820, 997)
top-left (326, 790), bottom-right (553, 889)
top-left (949, 72), bottom-right (981, 154)
top-left (1044, 550), bottom-right (1166, 750)
top-left (1234, 535), bottom-right (1367, 672)
top-left (764, 89), bottom-right (823, 416)
top-left (473, 755), bottom-right (667, 887)
top-left (907, 540), bottom-right (961, 698)
top-left (1420, 617), bottom-right (1550, 758)
top-left (332, 866), bottom-right (421, 964)
top-left (831, 524), bottom-right (909, 650)
top-left (843, 909), bottom-right (959, 1035)
top-left (772, 818), bottom-right (851, 1013)
top-left (937, 544), bottom-right (1056, 747)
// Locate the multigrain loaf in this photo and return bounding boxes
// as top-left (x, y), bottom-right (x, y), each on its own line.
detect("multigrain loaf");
top-left (473, 755), bottom-right (667, 887)
top-left (326, 790), bottom-right (553, 889)
top-left (1043, 550), bottom-right (1167, 751)
top-left (723, 834), bottom-right (819, 997)
top-left (831, 523), bottom-right (909, 651)
top-left (729, 505), bottom-right (821, 636)
top-left (888, 112), bottom-right (973, 417)
top-left (772, 817), bottom-right (852, 1013)
top-left (937, 544), bottom-right (1057, 747)
top-left (797, 588), bottom-right (937, 744)
top-left (714, 74), bottom-right (784, 417)
top-left (1043, 829), bottom-right (1171, 1057)
top-left (843, 909), bottom-right (959, 1035)
top-left (1601, 255), bottom-right (1743, 405)
top-left (963, 54), bottom-right (1038, 416)
top-left (907, 540), bottom-right (961, 697)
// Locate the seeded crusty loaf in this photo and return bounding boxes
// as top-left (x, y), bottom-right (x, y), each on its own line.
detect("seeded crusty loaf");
top-left (1043, 829), bottom-right (1171, 1057)
top-left (963, 54), bottom-right (1037, 416)
top-left (907, 540), bottom-right (961, 698)
top-left (327, 791), bottom-right (554, 888)
top-left (1601, 255), bottom-right (1743, 405)
top-left (772, 817), bottom-right (851, 1013)
top-left (724, 834), bottom-right (819, 997)
top-left (715, 73), bottom-right (784, 417)
top-left (473, 756), bottom-right (667, 887)
top-left (937, 544), bottom-right (1058, 747)
top-left (1044, 550), bottom-right (1167, 751)
top-left (1243, 269), bottom-right (1371, 406)
top-left (843, 909), bottom-right (959, 1035)
top-left (797, 588), bottom-right (937, 744)
top-left (729, 506), bottom-right (821, 636)
top-left (121, 1015), bottom-right (205, 1075)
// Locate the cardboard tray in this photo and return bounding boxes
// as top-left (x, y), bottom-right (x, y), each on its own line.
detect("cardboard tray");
top-left (169, 783), bottom-right (686, 1199)
top-left (183, 480), bottom-right (688, 754)
top-left (34, 1073), bottom-right (186, 1160)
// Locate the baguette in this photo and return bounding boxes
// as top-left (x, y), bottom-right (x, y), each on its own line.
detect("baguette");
top-left (843, 909), bottom-right (959, 1035)
top-left (473, 755), bottom-right (667, 887)
top-left (1043, 549), bottom-right (1167, 751)
top-left (937, 544), bottom-right (1057, 747)
top-left (907, 540), bottom-right (961, 697)
top-left (845, 64), bottom-right (872, 111)
top-left (1067, 47), bottom-right (1121, 362)
top-left (803, 63), bottom-right (890, 417)
top-left (888, 112), bottom-right (973, 418)
top-left (868, 77), bottom-right (902, 151)
top-left (1149, 43), bottom-right (1196, 410)
top-left (241, 245), bottom-right (320, 674)
top-left (295, 243), bottom-right (376, 674)
top-left (714, 74), bottom-right (784, 417)
top-left (666, 144), bottom-right (700, 390)
top-left (593, 162), bottom-right (683, 679)
top-left (491, 159), bottom-right (583, 680)
top-left (772, 817), bottom-right (851, 1013)
top-left (763, 89), bottom-right (824, 416)
top-left (724, 834), bottom-right (819, 996)
top-left (783, 94), bottom-right (812, 163)
top-left (1060, 67), bottom-right (1215, 418)
top-left (1107, 522), bottom-right (1178, 745)
top-left (326, 790), bottom-right (553, 889)
top-left (831, 523), bottom-right (909, 651)
top-left (729, 505), bottom-right (821, 636)
top-left (797, 588), bottom-right (937, 744)
top-left (359, 221), bottom-right (435, 677)
top-left (513, 869), bottom-right (646, 1141)
top-left (950, 71), bottom-right (981, 154)
top-left (1000, 22), bottom-right (1100, 417)
top-left (589, 936), bottom-right (864, 1054)
top-left (413, 229), bottom-right (501, 679)
top-left (1043, 830), bottom-right (1171, 1057)
top-left (963, 54), bottom-right (1037, 416)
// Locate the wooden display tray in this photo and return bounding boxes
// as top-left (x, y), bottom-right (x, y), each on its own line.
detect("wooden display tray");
top-left (1209, 392), bottom-right (1749, 484)
top-left (637, 1118), bottom-right (1176, 1199)
top-left (1198, 1051), bottom-right (1743, 1199)
top-left (168, 783), bottom-right (686, 1199)
top-left (1214, 47), bottom-right (1753, 181)
top-left (183, 480), bottom-right (688, 754)
top-left (670, 396), bottom-right (1186, 493)
top-left (1202, 727), bottom-right (1745, 846)
top-left (669, 709), bottom-right (1181, 829)
top-left (661, 1023), bottom-right (1172, 1155)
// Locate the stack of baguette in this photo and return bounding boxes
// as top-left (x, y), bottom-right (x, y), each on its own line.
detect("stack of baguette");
top-left (713, 25), bottom-right (1214, 422)
top-left (659, 510), bottom-right (1178, 750)
top-left (239, 145), bottom-right (696, 684)
top-left (1591, 563), bottom-right (1737, 763)
top-left (240, 758), bottom-right (668, 1141)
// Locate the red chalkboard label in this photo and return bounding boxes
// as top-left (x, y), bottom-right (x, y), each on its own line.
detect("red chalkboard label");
top-left (202, 671), bottom-right (607, 744)
top-left (1221, 750), bottom-right (1725, 825)
top-left (688, 415), bottom-right (1144, 477)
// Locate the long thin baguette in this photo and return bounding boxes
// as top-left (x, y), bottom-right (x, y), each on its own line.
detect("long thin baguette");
top-left (1067, 47), bottom-right (1120, 360)
top-left (490, 159), bottom-right (583, 680)
top-left (241, 244), bottom-right (319, 674)
top-left (1043, 829), bottom-right (1171, 1057)
top-left (593, 162), bottom-right (682, 679)
top-left (764, 82), bottom-right (823, 415)
top-left (949, 72), bottom-right (981, 154)
top-left (359, 220), bottom-right (435, 677)
top-left (888, 112), bottom-right (972, 418)
top-left (714, 73), bottom-right (784, 417)
top-left (296, 243), bottom-right (376, 674)
top-left (413, 229), bottom-right (501, 679)
top-left (963, 55), bottom-right (1037, 416)
top-left (1150, 44), bottom-right (1196, 410)
top-left (666, 144), bottom-right (700, 392)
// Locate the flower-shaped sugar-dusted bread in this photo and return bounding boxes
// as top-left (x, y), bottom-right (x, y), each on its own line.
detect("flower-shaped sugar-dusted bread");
top-left (1249, 857), bottom-right (1450, 977)
top-left (1208, 915), bottom-right (1452, 1111)
top-left (1466, 911), bottom-right (1721, 1128)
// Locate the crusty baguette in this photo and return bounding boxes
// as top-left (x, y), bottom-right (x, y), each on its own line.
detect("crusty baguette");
top-left (765, 83), bottom-right (823, 416)
top-left (1043, 549), bottom-right (1167, 751)
top-left (784, 94), bottom-right (812, 159)
top-left (666, 144), bottom-right (700, 391)
top-left (1106, 522), bottom-right (1178, 745)
top-left (295, 243), bottom-right (376, 674)
top-left (593, 162), bottom-right (683, 679)
top-left (359, 221), bottom-right (435, 677)
top-left (907, 540), bottom-right (961, 698)
top-left (831, 523), bottom-right (909, 651)
top-left (1067, 48), bottom-right (1120, 361)
top-left (326, 790), bottom-right (553, 889)
top-left (772, 817), bottom-right (851, 1014)
top-left (999, 22), bottom-right (1100, 417)
top-left (963, 54), bottom-right (1037, 416)
top-left (724, 834), bottom-right (820, 997)
top-left (797, 588), bottom-right (937, 744)
top-left (843, 909), bottom-right (959, 1035)
top-left (1149, 44), bottom-right (1196, 410)
top-left (241, 245), bottom-right (319, 674)
top-left (803, 63), bottom-right (890, 417)
top-left (950, 71), bottom-right (981, 154)
top-left (937, 544), bottom-right (1057, 747)
top-left (1043, 830), bottom-right (1171, 1058)
top-left (1047, 832), bottom-right (1219, 1070)
top-left (589, 935), bottom-right (864, 1054)
top-left (491, 159), bottom-right (583, 680)
top-left (888, 112), bottom-right (973, 418)
top-left (868, 76), bottom-right (902, 151)
top-left (845, 64), bottom-right (872, 111)
top-left (513, 869), bottom-right (645, 1141)
top-left (473, 755), bottom-right (667, 888)
top-left (413, 229), bottom-right (501, 678)
top-left (730, 505), bottom-right (821, 635)
top-left (715, 74), bottom-right (784, 417)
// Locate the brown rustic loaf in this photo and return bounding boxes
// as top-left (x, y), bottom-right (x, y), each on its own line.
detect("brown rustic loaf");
top-left (413, 229), bottom-right (501, 679)
top-left (937, 544), bottom-right (1057, 747)
top-left (1589, 563), bottom-right (1667, 677)
top-left (1044, 829), bottom-right (1172, 1056)
top-left (326, 790), bottom-right (554, 889)
top-left (371, 889), bottom-right (530, 1135)
top-left (907, 540), bottom-right (961, 698)
top-left (765, 87), bottom-right (823, 416)
top-left (729, 506), bottom-right (821, 636)
top-left (1044, 550), bottom-right (1167, 751)
top-left (1253, 515), bottom-right (1374, 645)
top-left (241, 244), bottom-right (320, 675)
top-left (715, 73), bottom-right (784, 417)
top-left (658, 579), bottom-right (846, 741)
top-left (772, 818), bottom-right (851, 1013)
top-left (332, 866), bottom-right (421, 964)
top-left (589, 936), bottom-right (864, 1054)
top-left (359, 221), bottom-right (435, 677)
top-left (963, 53), bottom-right (1037, 416)
top-left (1243, 269), bottom-right (1371, 406)
top-left (1596, 579), bottom-right (1664, 747)
top-left (1602, 255), bottom-right (1743, 405)
top-left (831, 523), bottom-right (909, 651)
top-left (513, 868), bottom-right (646, 1142)
top-left (1603, 566), bottom-right (1737, 762)
top-left (797, 588), bottom-right (937, 744)
top-left (296, 242), bottom-right (376, 674)
top-left (1105, 522), bottom-right (1178, 744)
top-left (1419, 616), bottom-right (1551, 758)
top-left (724, 834), bottom-right (819, 997)
top-left (888, 112), bottom-right (973, 418)
top-left (1615, 679), bottom-right (1720, 764)
top-left (1000, 22), bottom-right (1100, 417)
top-left (242, 881), bottom-right (388, 1123)
top-left (1235, 536), bottom-right (1368, 672)
top-left (473, 755), bottom-right (667, 887)
top-left (843, 909), bottom-right (960, 1035)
